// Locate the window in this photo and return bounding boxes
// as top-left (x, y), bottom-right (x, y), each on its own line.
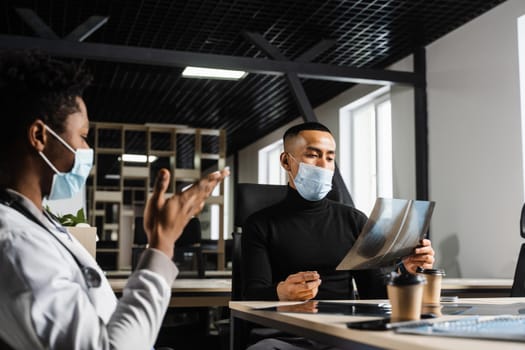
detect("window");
top-left (258, 140), bottom-right (286, 185)
top-left (210, 176), bottom-right (230, 240)
top-left (340, 87), bottom-right (393, 215)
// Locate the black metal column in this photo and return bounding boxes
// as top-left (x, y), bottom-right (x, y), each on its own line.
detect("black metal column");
top-left (414, 47), bottom-right (429, 200)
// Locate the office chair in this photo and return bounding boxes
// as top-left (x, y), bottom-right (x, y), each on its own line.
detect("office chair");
top-left (226, 184), bottom-right (288, 350)
top-left (174, 217), bottom-right (205, 278)
top-left (132, 216), bottom-right (205, 278)
top-left (232, 183), bottom-right (289, 300)
top-left (0, 336), bottom-right (14, 350)
top-left (511, 203), bottom-right (525, 296)
top-left (131, 216), bottom-right (148, 271)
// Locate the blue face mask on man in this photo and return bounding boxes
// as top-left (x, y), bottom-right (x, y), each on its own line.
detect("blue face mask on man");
top-left (287, 153), bottom-right (334, 201)
top-left (39, 125), bottom-right (93, 200)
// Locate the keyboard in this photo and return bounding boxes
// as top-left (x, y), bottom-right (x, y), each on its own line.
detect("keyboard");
top-left (395, 315), bottom-right (525, 342)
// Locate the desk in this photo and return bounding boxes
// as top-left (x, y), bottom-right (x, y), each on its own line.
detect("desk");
top-left (110, 278), bottom-right (231, 307)
top-left (442, 278), bottom-right (512, 297)
top-left (178, 270), bottom-right (233, 278)
top-left (230, 298), bottom-right (525, 350)
top-left (105, 269), bottom-right (233, 279)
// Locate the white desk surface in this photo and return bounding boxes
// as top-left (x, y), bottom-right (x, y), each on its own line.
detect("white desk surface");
top-left (442, 278), bottom-right (513, 290)
top-left (107, 276), bottom-right (510, 291)
top-left (230, 298), bottom-right (525, 350)
top-left (107, 277), bottom-right (512, 308)
top-left (104, 269), bottom-right (232, 279)
top-left (110, 278), bottom-right (231, 307)
top-left (109, 277), bottom-right (231, 293)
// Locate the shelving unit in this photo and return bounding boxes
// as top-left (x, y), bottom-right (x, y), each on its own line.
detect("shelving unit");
top-left (87, 122), bottom-right (227, 270)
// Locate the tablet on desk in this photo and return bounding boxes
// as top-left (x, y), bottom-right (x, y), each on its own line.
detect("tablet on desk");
top-left (260, 300), bottom-right (391, 317)
top-left (336, 198), bottom-right (435, 270)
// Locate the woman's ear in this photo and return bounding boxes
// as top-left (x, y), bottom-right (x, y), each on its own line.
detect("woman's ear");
top-left (28, 119), bottom-right (47, 152)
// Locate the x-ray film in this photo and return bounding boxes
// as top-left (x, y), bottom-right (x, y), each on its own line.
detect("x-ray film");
top-left (336, 198), bottom-right (435, 270)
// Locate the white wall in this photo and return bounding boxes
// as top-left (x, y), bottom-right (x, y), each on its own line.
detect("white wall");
top-left (238, 85), bottom-right (383, 183)
top-left (238, 121), bottom-right (295, 183)
top-left (426, 0), bottom-right (525, 278)
top-left (237, 0), bottom-right (525, 278)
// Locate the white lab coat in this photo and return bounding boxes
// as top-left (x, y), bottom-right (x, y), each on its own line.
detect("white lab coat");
top-left (0, 189), bottom-right (178, 350)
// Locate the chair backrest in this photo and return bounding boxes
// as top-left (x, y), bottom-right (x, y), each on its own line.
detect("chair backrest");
top-left (0, 337), bottom-right (14, 350)
top-left (511, 244), bottom-right (525, 296)
top-left (132, 216), bottom-right (204, 275)
top-left (232, 183), bottom-right (288, 300)
top-left (521, 203), bottom-right (525, 239)
top-left (234, 183), bottom-right (289, 228)
top-left (175, 217), bottom-right (205, 277)
top-left (131, 216), bottom-right (147, 271)
top-left (177, 217), bottom-right (202, 247)
top-left (133, 216), bottom-right (148, 246)
top-left (511, 203), bottom-right (525, 296)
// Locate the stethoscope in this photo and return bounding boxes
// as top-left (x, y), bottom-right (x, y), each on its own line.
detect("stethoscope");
top-left (0, 190), bottom-right (101, 289)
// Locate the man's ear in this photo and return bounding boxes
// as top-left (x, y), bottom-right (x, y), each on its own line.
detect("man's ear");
top-left (280, 152), bottom-right (290, 171)
top-left (28, 119), bottom-right (47, 152)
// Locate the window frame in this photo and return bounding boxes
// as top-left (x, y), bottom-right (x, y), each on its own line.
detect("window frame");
top-left (258, 139), bottom-right (286, 185)
top-left (339, 87), bottom-right (392, 214)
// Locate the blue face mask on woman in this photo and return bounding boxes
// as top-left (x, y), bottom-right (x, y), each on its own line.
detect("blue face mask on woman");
top-left (288, 153), bottom-right (334, 201)
top-left (39, 125), bottom-right (93, 200)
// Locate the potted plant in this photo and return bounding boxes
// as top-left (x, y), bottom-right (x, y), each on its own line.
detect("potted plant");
top-left (47, 207), bottom-right (97, 258)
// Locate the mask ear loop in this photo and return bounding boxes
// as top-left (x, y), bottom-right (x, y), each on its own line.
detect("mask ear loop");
top-left (40, 125), bottom-right (77, 174)
top-left (44, 125), bottom-right (76, 153)
top-left (287, 152), bottom-right (302, 169)
top-left (287, 152), bottom-right (298, 164)
top-left (39, 151), bottom-right (61, 174)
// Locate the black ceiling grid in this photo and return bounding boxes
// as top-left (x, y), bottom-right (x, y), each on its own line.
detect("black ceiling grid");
top-left (0, 0), bottom-right (507, 166)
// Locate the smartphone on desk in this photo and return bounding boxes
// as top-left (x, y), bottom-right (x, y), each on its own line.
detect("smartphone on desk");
top-left (347, 314), bottom-right (436, 331)
top-left (347, 318), bottom-right (393, 330)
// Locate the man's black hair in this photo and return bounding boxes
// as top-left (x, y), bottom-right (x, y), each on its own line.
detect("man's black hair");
top-left (283, 122), bottom-right (332, 143)
top-left (0, 50), bottom-right (92, 156)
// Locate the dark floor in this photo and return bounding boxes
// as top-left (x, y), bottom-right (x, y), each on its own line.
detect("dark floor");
top-left (155, 331), bottom-right (225, 350)
top-left (154, 307), bottom-right (230, 350)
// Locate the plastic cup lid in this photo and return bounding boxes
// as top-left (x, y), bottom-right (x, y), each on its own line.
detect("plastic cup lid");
top-left (419, 268), bottom-right (446, 276)
top-left (387, 272), bottom-right (426, 286)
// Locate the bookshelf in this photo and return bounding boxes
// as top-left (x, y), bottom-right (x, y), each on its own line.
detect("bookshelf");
top-left (87, 122), bottom-right (227, 270)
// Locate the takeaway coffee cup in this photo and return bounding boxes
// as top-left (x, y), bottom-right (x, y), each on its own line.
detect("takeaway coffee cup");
top-left (387, 272), bottom-right (426, 322)
top-left (419, 268), bottom-right (446, 305)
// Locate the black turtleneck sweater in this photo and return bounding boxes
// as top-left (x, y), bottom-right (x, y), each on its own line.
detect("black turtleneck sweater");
top-left (241, 186), bottom-right (387, 301)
